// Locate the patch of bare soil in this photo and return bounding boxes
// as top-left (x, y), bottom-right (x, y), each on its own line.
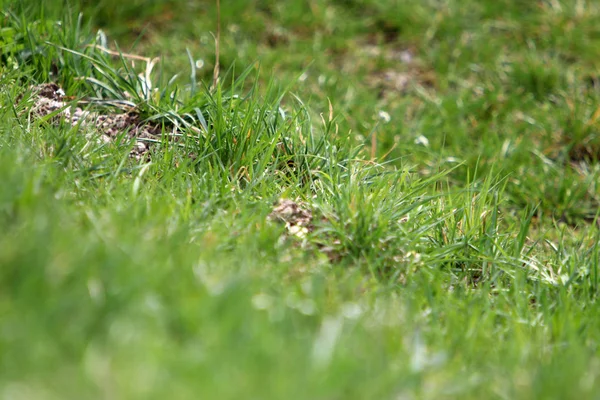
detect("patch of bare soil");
top-left (268, 198), bottom-right (341, 262)
top-left (268, 198), bottom-right (314, 238)
top-left (567, 139), bottom-right (600, 164)
top-left (24, 83), bottom-right (161, 160)
top-left (360, 42), bottom-right (437, 98)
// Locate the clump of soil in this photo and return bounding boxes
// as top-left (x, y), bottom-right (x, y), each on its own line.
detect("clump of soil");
top-left (356, 45), bottom-right (436, 98)
top-left (267, 198), bottom-right (342, 262)
top-left (367, 63), bottom-right (436, 98)
top-left (268, 198), bottom-right (314, 239)
top-left (567, 140), bottom-right (600, 163)
top-left (24, 83), bottom-right (161, 159)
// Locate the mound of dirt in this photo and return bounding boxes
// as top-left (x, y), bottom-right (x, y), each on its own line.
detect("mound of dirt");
top-left (268, 198), bottom-right (342, 262)
top-left (25, 83), bottom-right (161, 159)
top-left (268, 198), bottom-right (314, 239)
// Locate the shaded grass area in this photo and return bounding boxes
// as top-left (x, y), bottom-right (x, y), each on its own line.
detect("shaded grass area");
top-left (1, 1), bottom-right (600, 399)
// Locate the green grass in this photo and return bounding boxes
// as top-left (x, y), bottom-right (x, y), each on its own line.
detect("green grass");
top-left (1, 0), bottom-right (600, 398)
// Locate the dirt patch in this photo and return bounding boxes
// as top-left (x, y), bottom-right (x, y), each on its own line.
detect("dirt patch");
top-left (359, 44), bottom-right (437, 98)
top-left (566, 139), bottom-right (600, 163)
top-left (268, 198), bottom-right (342, 262)
top-left (24, 83), bottom-right (161, 160)
top-left (371, 70), bottom-right (413, 95)
top-left (268, 198), bottom-right (314, 238)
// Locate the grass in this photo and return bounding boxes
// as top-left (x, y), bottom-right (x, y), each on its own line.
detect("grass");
top-left (1, 0), bottom-right (600, 398)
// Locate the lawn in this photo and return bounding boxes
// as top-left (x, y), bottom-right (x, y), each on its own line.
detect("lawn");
top-left (1, 0), bottom-right (600, 398)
